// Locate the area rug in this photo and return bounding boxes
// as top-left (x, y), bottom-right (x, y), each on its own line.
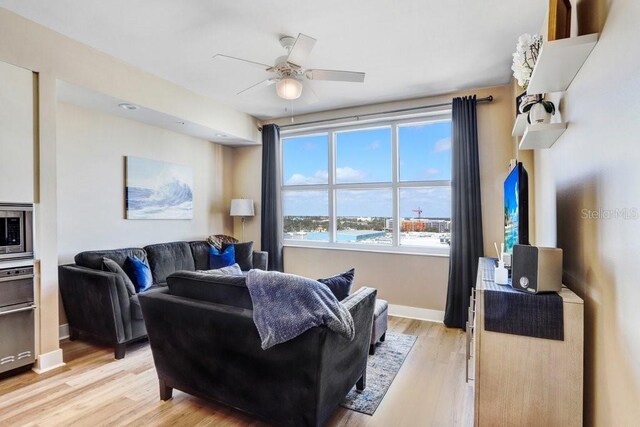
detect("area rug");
top-left (340, 332), bottom-right (417, 415)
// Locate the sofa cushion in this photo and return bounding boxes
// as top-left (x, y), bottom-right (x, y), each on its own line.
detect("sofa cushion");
top-left (75, 248), bottom-right (147, 271)
top-left (167, 270), bottom-right (253, 310)
top-left (188, 241), bottom-right (211, 270)
top-left (102, 257), bottom-right (136, 296)
top-left (124, 256), bottom-right (153, 292)
top-left (144, 241), bottom-right (195, 284)
top-left (222, 241), bottom-right (254, 271)
top-left (130, 285), bottom-right (168, 320)
top-left (318, 268), bottom-right (355, 301)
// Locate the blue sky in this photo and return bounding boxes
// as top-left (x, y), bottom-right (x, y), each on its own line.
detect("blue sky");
top-left (282, 121), bottom-right (452, 218)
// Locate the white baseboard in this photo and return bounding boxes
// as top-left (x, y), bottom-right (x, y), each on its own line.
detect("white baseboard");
top-left (388, 304), bottom-right (444, 323)
top-left (59, 323), bottom-right (69, 340)
top-left (32, 348), bottom-right (65, 374)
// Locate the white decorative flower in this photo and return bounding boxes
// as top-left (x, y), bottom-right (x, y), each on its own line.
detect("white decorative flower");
top-left (512, 34), bottom-right (542, 89)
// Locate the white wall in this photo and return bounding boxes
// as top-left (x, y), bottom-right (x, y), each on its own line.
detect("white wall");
top-left (234, 85), bottom-right (515, 313)
top-left (533, 0), bottom-right (640, 424)
top-left (56, 102), bottom-right (234, 264)
top-left (0, 60), bottom-right (33, 203)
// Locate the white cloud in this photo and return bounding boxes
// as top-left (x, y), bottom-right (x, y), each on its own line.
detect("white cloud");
top-left (286, 167), bottom-right (368, 185)
top-left (286, 170), bottom-right (328, 185)
top-left (336, 167), bottom-right (367, 182)
top-left (425, 168), bottom-right (440, 177)
top-left (366, 140), bottom-right (381, 150)
top-left (434, 137), bottom-right (451, 153)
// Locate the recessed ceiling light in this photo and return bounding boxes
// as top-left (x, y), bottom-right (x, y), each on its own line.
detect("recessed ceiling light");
top-left (118, 103), bottom-right (138, 110)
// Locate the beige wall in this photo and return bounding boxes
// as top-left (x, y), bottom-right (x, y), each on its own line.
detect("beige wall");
top-left (56, 103), bottom-right (234, 322)
top-left (533, 0), bottom-right (640, 424)
top-left (233, 85), bottom-right (515, 312)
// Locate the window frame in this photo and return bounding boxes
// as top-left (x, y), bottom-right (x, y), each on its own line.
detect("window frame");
top-left (280, 113), bottom-right (452, 256)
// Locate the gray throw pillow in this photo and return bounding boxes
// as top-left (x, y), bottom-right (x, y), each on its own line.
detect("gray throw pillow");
top-left (102, 257), bottom-right (136, 296)
top-left (198, 263), bottom-right (243, 276)
top-left (222, 241), bottom-right (253, 271)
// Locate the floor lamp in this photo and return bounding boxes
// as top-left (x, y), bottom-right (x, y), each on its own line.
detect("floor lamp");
top-left (230, 199), bottom-right (255, 242)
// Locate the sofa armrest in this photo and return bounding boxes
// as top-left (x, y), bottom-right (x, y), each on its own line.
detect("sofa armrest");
top-left (58, 265), bottom-right (132, 342)
top-left (314, 287), bottom-right (377, 425)
top-left (252, 251), bottom-right (268, 270)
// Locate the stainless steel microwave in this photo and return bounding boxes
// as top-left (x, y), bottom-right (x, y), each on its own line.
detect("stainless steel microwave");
top-left (0, 204), bottom-right (33, 261)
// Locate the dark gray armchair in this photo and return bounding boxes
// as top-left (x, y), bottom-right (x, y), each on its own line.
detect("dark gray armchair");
top-left (139, 271), bottom-right (376, 427)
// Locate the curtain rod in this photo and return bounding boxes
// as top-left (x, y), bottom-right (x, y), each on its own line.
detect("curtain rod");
top-left (259, 95), bottom-right (493, 131)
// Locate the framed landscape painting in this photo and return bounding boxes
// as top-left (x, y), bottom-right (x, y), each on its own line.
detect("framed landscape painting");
top-left (125, 156), bottom-right (193, 220)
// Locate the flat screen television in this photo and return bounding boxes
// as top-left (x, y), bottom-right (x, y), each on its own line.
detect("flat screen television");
top-left (504, 162), bottom-right (529, 254)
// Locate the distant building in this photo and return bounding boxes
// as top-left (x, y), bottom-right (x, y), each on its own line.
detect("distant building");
top-left (400, 218), bottom-right (450, 232)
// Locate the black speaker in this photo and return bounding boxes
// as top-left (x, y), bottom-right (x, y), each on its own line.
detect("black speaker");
top-left (511, 245), bottom-right (563, 294)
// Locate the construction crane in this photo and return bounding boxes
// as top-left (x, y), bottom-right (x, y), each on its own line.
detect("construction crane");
top-left (412, 207), bottom-right (423, 219)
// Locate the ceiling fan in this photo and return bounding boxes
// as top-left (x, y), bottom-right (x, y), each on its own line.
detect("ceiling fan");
top-left (213, 33), bottom-right (365, 101)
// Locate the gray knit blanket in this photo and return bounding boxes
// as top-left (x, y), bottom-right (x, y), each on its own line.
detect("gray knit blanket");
top-left (246, 269), bottom-right (355, 350)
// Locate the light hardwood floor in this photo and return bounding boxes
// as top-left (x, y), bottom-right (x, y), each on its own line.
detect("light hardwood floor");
top-left (0, 317), bottom-right (473, 426)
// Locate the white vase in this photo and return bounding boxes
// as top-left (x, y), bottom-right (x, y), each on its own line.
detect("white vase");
top-left (529, 103), bottom-right (551, 124)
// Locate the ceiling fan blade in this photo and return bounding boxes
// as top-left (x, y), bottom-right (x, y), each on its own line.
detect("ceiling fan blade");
top-left (306, 69), bottom-right (365, 83)
top-left (286, 33), bottom-right (317, 66)
top-left (213, 54), bottom-right (272, 70)
top-left (237, 78), bottom-right (278, 95)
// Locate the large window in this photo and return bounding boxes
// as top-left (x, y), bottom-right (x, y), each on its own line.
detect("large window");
top-left (281, 117), bottom-right (452, 254)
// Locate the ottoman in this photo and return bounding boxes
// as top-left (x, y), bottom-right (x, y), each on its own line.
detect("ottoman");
top-left (370, 299), bottom-right (389, 355)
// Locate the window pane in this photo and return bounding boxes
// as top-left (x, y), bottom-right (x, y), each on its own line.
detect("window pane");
top-left (336, 189), bottom-right (392, 245)
top-left (399, 121), bottom-right (452, 182)
top-left (399, 187), bottom-right (451, 248)
top-left (283, 190), bottom-right (329, 241)
top-left (336, 127), bottom-right (391, 183)
top-left (282, 134), bottom-right (328, 185)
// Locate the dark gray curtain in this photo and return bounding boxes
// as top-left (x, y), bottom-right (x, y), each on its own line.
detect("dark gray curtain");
top-left (260, 124), bottom-right (284, 271)
top-left (444, 96), bottom-right (484, 328)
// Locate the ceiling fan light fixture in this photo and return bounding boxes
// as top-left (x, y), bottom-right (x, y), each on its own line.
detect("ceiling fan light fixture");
top-left (276, 77), bottom-right (303, 100)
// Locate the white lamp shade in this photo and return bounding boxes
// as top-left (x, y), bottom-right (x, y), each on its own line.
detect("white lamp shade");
top-left (276, 77), bottom-right (303, 100)
top-left (230, 199), bottom-right (255, 217)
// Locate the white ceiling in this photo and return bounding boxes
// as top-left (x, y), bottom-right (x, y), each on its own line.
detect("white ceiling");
top-left (0, 0), bottom-right (546, 120)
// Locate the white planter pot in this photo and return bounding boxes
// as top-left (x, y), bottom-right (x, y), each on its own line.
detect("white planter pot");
top-left (529, 103), bottom-right (551, 124)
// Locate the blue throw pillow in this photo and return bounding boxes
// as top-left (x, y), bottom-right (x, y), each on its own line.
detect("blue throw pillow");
top-left (124, 256), bottom-right (153, 293)
top-left (209, 245), bottom-right (235, 269)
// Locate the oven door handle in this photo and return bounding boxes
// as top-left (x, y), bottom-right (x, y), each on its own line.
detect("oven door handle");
top-left (0, 305), bottom-right (36, 316)
top-left (0, 274), bottom-right (34, 283)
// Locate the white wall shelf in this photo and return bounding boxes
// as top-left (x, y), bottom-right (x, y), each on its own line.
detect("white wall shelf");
top-left (512, 114), bottom-right (528, 137)
top-left (527, 33), bottom-right (598, 95)
top-left (518, 122), bottom-right (567, 150)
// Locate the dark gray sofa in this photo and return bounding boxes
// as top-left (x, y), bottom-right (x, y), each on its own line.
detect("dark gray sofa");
top-left (58, 240), bottom-right (267, 359)
top-left (139, 270), bottom-right (377, 427)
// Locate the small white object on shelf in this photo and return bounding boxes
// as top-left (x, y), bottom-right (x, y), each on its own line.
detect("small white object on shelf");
top-left (527, 33), bottom-right (598, 95)
top-left (512, 114), bottom-right (528, 137)
top-left (519, 122), bottom-right (567, 150)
